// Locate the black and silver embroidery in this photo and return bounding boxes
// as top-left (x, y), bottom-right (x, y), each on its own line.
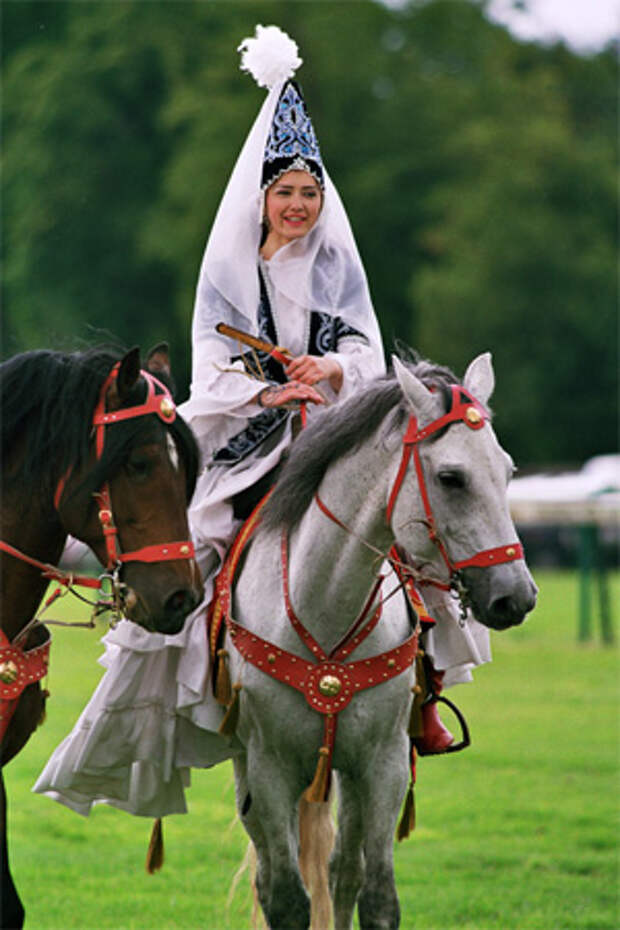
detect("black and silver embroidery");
top-left (213, 270), bottom-right (368, 466)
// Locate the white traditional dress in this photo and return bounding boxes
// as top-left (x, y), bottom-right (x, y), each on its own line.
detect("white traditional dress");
top-left (34, 26), bottom-right (490, 819)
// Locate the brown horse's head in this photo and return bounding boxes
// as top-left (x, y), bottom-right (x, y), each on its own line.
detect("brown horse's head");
top-left (59, 345), bottom-right (203, 634)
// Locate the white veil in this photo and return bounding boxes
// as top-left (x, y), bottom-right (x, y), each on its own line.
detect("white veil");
top-left (191, 26), bottom-right (384, 371)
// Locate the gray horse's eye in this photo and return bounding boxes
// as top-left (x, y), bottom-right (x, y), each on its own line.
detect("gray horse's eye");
top-left (437, 470), bottom-right (466, 490)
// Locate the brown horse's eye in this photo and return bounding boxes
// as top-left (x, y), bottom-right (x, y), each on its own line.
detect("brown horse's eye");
top-left (125, 453), bottom-right (152, 481)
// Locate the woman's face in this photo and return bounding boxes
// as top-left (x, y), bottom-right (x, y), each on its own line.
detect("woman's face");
top-left (263, 170), bottom-right (322, 248)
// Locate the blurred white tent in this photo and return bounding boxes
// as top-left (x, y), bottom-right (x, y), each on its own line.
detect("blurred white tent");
top-left (508, 455), bottom-right (619, 643)
top-left (508, 455), bottom-right (620, 526)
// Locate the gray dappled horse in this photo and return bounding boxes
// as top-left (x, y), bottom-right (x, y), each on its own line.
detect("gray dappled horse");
top-left (221, 353), bottom-right (537, 930)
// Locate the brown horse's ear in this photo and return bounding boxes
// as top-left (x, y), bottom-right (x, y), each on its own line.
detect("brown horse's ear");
top-left (146, 343), bottom-right (171, 378)
top-left (116, 347), bottom-right (142, 403)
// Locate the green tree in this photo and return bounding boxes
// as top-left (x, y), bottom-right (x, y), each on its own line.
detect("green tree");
top-left (2, 0), bottom-right (616, 465)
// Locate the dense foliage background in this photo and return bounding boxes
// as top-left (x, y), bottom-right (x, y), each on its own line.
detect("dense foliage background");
top-left (2, 0), bottom-right (617, 467)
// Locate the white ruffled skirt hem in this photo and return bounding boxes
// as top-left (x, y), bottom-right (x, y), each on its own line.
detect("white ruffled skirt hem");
top-left (33, 591), bottom-right (242, 818)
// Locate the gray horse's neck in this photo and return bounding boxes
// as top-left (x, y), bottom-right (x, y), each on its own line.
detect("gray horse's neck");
top-left (286, 436), bottom-right (395, 652)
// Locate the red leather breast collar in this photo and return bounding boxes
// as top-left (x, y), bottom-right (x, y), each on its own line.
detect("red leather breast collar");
top-left (0, 626), bottom-right (50, 743)
top-left (215, 509), bottom-right (419, 803)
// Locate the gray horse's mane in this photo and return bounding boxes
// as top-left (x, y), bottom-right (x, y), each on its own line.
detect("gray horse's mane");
top-left (261, 356), bottom-right (459, 531)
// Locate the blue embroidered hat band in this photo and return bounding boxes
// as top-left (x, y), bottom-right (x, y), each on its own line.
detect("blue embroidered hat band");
top-left (261, 80), bottom-right (324, 190)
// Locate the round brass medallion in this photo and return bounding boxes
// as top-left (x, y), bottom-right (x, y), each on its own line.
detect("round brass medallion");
top-left (318, 674), bottom-right (342, 697)
top-left (160, 397), bottom-right (175, 418)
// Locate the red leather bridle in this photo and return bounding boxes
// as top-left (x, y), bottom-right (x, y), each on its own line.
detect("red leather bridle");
top-left (385, 385), bottom-right (523, 593)
top-left (2, 362), bottom-right (195, 612)
top-left (54, 362), bottom-right (195, 572)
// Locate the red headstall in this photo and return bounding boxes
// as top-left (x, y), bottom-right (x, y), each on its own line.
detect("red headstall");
top-left (385, 384), bottom-right (523, 579)
top-left (53, 362), bottom-right (195, 571)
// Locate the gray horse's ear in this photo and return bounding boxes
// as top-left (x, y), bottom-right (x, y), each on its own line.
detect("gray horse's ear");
top-left (392, 356), bottom-right (440, 425)
top-left (463, 352), bottom-right (494, 406)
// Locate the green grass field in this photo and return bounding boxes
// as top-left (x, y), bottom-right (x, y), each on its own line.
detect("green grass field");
top-left (4, 570), bottom-right (618, 930)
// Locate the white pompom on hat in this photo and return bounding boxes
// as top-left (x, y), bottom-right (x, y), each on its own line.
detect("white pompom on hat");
top-left (238, 24), bottom-right (302, 90)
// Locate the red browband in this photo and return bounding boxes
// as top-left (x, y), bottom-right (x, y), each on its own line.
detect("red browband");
top-left (91, 364), bottom-right (177, 459)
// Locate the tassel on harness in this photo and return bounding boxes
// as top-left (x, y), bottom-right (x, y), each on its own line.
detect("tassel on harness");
top-left (145, 817), bottom-right (164, 874)
top-left (215, 648), bottom-right (233, 706)
top-left (397, 781), bottom-right (416, 841)
top-left (408, 650), bottom-right (428, 739)
top-left (397, 744), bottom-right (418, 841)
top-left (303, 746), bottom-right (330, 804)
top-left (218, 682), bottom-right (242, 736)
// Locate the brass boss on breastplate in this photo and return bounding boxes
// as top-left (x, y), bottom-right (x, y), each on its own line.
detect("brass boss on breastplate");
top-left (318, 674), bottom-right (342, 697)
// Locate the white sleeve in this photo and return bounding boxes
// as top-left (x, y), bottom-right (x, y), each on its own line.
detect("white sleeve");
top-left (321, 339), bottom-right (384, 403)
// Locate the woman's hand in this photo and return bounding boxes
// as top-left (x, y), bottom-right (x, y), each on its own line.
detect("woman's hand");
top-left (284, 355), bottom-right (343, 393)
top-left (256, 380), bottom-right (325, 409)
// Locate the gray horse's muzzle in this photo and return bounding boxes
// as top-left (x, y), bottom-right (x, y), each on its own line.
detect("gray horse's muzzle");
top-left (461, 561), bottom-right (538, 630)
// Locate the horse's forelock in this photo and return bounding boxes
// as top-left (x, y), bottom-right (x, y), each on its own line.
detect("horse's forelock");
top-left (261, 356), bottom-right (460, 532)
top-left (0, 346), bottom-right (199, 503)
top-left (1, 348), bottom-right (119, 496)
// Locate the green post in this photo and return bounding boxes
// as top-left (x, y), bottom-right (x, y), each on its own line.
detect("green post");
top-left (577, 524), bottom-right (596, 642)
top-left (597, 552), bottom-right (615, 646)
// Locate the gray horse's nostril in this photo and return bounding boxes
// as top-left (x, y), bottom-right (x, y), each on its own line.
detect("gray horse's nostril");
top-left (489, 589), bottom-right (535, 628)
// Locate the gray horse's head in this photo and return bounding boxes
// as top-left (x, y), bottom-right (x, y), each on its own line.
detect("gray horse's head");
top-left (391, 353), bottom-right (537, 630)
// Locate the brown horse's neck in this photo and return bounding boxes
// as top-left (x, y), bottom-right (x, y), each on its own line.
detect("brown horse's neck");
top-left (1, 493), bottom-right (66, 642)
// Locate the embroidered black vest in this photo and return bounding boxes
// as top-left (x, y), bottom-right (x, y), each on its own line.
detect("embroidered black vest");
top-left (212, 269), bottom-right (366, 465)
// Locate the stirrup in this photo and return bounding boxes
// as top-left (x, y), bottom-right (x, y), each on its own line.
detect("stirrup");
top-left (416, 695), bottom-right (471, 756)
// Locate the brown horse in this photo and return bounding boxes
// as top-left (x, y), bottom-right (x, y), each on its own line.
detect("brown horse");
top-left (0, 344), bottom-right (202, 929)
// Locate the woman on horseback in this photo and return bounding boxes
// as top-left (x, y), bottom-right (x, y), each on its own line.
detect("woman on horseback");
top-left (35, 26), bottom-right (488, 819)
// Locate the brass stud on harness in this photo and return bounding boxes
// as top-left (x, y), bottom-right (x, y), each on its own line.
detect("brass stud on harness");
top-left (160, 397), bottom-right (175, 419)
top-left (506, 546), bottom-right (516, 557)
top-left (465, 407), bottom-right (482, 426)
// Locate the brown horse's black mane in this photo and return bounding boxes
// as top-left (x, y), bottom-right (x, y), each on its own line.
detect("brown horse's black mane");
top-left (261, 354), bottom-right (460, 531)
top-left (0, 346), bottom-right (199, 504)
